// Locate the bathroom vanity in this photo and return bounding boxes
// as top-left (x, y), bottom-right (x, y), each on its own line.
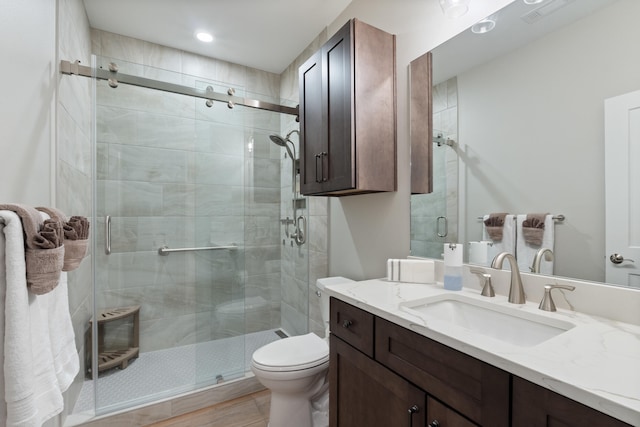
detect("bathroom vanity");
top-left (326, 279), bottom-right (639, 427)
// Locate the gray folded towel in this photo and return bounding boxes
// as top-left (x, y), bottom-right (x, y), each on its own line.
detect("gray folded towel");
top-left (0, 203), bottom-right (64, 294)
top-left (36, 207), bottom-right (90, 271)
top-left (522, 213), bottom-right (547, 246)
top-left (484, 212), bottom-right (508, 241)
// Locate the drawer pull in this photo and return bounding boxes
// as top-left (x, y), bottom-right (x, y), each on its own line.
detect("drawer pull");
top-left (429, 421), bottom-right (440, 427)
top-left (342, 319), bottom-right (353, 328)
top-left (408, 405), bottom-right (419, 414)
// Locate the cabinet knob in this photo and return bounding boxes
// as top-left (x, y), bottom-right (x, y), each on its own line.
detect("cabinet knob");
top-left (429, 421), bottom-right (440, 427)
top-left (408, 405), bottom-right (419, 414)
top-left (342, 319), bottom-right (353, 328)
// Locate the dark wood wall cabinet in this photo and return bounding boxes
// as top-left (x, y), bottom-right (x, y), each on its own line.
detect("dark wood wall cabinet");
top-left (329, 297), bottom-right (632, 427)
top-left (298, 19), bottom-right (397, 196)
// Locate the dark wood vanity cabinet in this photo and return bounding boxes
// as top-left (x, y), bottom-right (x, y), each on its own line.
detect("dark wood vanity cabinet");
top-left (329, 297), bottom-right (632, 427)
top-left (298, 19), bottom-right (396, 196)
top-left (329, 297), bottom-right (499, 427)
top-left (512, 376), bottom-right (632, 427)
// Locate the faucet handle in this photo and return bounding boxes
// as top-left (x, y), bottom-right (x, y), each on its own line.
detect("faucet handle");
top-left (470, 268), bottom-right (495, 297)
top-left (538, 284), bottom-right (575, 312)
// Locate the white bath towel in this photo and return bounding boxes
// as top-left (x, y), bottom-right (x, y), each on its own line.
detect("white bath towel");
top-left (516, 214), bottom-right (555, 275)
top-left (482, 214), bottom-right (516, 265)
top-left (0, 210), bottom-right (78, 427)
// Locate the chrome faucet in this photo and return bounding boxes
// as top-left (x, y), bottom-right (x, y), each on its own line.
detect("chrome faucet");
top-left (530, 248), bottom-right (554, 273)
top-left (491, 252), bottom-right (526, 304)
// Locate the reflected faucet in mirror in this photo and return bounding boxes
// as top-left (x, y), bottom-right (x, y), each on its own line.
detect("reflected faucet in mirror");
top-left (531, 248), bottom-right (554, 274)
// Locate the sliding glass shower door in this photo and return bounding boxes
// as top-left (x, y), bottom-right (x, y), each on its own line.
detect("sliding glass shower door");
top-left (88, 56), bottom-right (283, 414)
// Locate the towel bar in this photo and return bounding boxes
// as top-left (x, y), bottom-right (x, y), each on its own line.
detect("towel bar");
top-left (157, 244), bottom-right (238, 256)
top-left (477, 215), bottom-right (565, 221)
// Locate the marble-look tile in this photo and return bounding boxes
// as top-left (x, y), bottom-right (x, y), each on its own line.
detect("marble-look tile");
top-left (215, 60), bottom-right (248, 87)
top-left (432, 80), bottom-right (448, 114)
top-left (195, 120), bottom-right (245, 156)
top-left (181, 51), bottom-right (218, 82)
top-left (163, 183), bottom-right (196, 216)
top-left (106, 144), bottom-right (189, 183)
top-left (136, 112), bottom-right (197, 151)
top-left (194, 153), bottom-right (244, 186)
top-left (143, 41), bottom-right (182, 74)
top-left (99, 30), bottom-right (144, 64)
top-left (246, 158), bottom-right (281, 189)
top-left (195, 184), bottom-right (244, 217)
top-left (280, 302), bottom-right (308, 337)
top-left (246, 68), bottom-right (280, 101)
top-left (447, 76), bottom-right (458, 107)
top-left (96, 106), bottom-right (137, 145)
top-left (245, 245), bottom-right (281, 277)
top-left (245, 216), bottom-right (280, 246)
top-left (139, 313), bottom-right (199, 352)
top-left (308, 215), bottom-right (327, 253)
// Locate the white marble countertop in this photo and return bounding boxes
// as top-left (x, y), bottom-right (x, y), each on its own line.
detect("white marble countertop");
top-left (323, 278), bottom-right (640, 426)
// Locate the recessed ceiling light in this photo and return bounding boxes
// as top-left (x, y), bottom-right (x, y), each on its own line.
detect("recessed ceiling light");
top-left (196, 32), bottom-right (214, 43)
top-left (471, 18), bottom-right (496, 34)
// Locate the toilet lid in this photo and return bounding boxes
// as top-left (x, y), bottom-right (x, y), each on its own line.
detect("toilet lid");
top-left (252, 333), bottom-right (329, 371)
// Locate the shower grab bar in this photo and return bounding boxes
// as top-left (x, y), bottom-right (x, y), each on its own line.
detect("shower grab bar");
top-left (157, 244), bottom-right (238, 256)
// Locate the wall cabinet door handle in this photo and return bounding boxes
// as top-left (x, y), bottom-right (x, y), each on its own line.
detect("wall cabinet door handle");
top-left (315, 153), bottom-right (322, 183)
top-left (321, 151), bottom-right (328, 182)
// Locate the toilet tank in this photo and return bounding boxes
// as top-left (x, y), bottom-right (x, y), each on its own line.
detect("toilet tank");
top-left (316, 277), bottom-right (354, 335)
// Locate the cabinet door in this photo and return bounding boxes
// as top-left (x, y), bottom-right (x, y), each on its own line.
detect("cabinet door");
top-left (299, 49), bottom-right (324, 195)
top-left (374, 317), bottom-right (510, 427)
top-left (427, 397), bottom-right (478, 427)
top-left (330, 335), bottom-right (425, 427)
top-left (322, 20), bottom-right (354, 193)
top-left (512, 376), bottom-right (632, 427)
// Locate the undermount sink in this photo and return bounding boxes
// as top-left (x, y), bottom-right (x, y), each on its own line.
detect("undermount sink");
top-left (399, 294), bottom-right (575, 347)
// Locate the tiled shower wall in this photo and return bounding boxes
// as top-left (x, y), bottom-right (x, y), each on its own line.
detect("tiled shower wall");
top-left (56, 0), bottom-right (93, 423)
top-left (279, 31), bottom-right (330, 338)
top-left (91, 29), bottom-right (285, 352)
top-left (411, 77), bottom-right (459, 258)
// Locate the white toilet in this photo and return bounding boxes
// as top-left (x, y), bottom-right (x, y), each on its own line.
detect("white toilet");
top-left (250, 276), bottom-right (354, 427)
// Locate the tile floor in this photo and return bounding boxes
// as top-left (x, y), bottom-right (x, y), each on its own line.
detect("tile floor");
top-left (147, 389), bottom-right (270, 427)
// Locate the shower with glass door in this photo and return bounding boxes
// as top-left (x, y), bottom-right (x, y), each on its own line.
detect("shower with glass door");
top-left (69, 53), bottom-right (309, 418)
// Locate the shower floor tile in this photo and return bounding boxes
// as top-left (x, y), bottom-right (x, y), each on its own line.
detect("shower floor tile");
top-left (73, 329), bottom-right (282, 415)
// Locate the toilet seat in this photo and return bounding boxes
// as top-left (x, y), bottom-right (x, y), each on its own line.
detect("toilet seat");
top-left (252, 333), bottom-right (329, 372)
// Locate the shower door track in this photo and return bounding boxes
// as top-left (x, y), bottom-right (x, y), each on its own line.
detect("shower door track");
top-left (60, 59), bottom-right (299, 117)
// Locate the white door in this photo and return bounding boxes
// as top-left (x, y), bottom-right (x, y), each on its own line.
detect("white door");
top-left (605, 90), bottom-right (640, 287)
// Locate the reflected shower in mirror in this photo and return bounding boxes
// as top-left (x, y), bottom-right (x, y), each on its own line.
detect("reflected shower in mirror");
top-left (410, 0), bottom-right (640, 287)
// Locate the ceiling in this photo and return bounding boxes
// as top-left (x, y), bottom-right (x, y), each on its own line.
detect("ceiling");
top-left (82, 0), bottom-right (353, 74)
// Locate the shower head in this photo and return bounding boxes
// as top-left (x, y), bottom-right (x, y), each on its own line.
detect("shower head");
top-left (269, 133), bottom-right (296, 160)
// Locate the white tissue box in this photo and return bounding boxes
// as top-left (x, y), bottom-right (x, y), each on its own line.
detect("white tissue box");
top-left (387, 259), bottom-right (435, 284)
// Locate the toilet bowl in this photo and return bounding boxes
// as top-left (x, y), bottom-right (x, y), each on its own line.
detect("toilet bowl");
top-left (250, 276), bottom-right (354, 427)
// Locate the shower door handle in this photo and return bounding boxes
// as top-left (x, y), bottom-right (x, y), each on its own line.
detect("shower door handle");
top-left (436, 216), bottom-right (448, 238)
top-left (105, 215), bottom-right (111, 255)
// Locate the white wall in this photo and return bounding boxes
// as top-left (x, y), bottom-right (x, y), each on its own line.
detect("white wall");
top-left (458, 0), bottom-right (640, 282)
top-left (0, 0), bottom-right (56, 205)
top-left (325, 0), bottom-right (512, 280)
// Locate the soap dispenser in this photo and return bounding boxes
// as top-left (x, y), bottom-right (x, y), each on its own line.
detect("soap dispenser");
top-left (444, 243), bottom-right (463, 291)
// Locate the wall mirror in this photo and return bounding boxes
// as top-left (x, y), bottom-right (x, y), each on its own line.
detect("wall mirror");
top-left (410, 0), bottom-right (640, 288)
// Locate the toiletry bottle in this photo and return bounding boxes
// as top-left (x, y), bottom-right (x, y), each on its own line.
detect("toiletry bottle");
top-left (444, 243), bottom-right (463, 291)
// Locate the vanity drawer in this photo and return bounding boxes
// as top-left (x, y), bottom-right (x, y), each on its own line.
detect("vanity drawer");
top-left (330, 297), bottom-right (374, 357)
top-left (375, 317), bottom-right (510, 427)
